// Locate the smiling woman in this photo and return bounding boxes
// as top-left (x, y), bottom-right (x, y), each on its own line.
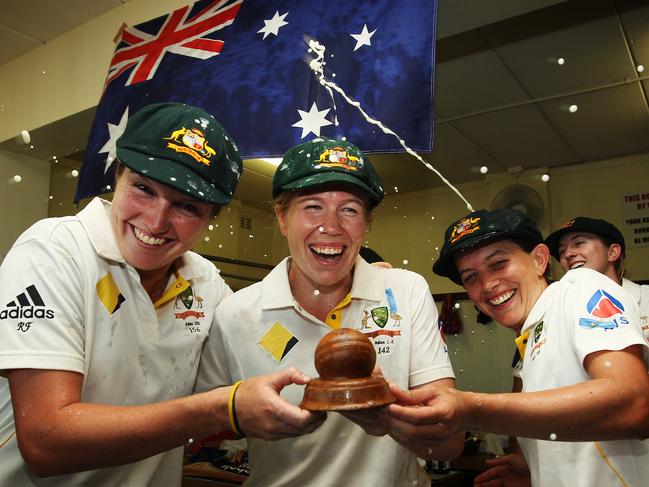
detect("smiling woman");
top-left (196, 137), bottom-right (464, 487)
top-left (425, 208), bottom-right (649, 486)
top-left (110, 165), bottom-right (215, 298)
top-left (0, 103), bottom-right (324, 487)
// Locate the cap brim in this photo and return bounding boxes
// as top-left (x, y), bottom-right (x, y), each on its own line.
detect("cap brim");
top-left (117, 147), bottom-right (231, 205)
top-left (433, 231), bottom-right (504, 285)
top-left (276, 171), bottom-right (381, 203)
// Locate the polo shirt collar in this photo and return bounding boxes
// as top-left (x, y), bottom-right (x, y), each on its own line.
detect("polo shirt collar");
top-left (261, 257), bottom-right (294, 309)
top-left (349, 256), bottom-right (385, 301)
top-left (77, 197), bottom-right (125, 263)
top-left (520, 280), bottom-right (558, 335)
top-left (261, 255), bottom-right (385, 310)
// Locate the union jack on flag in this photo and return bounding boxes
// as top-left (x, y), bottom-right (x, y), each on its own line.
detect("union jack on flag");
top-left (106, 0), bottom-right (242, 88)
top-left (76, 0), bottom-right (437, 203)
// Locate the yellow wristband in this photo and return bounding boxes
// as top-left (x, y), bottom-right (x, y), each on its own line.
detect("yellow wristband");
top-left (227, 380), bottom-right (244, 437)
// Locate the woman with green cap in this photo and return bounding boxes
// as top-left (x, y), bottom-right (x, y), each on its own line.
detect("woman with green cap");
top-left (390, 208), bottom-right (649, 486)
top-left (197, 137), bottom-right (464, 486)
top-left (0, 103), bottom-right (323, 486)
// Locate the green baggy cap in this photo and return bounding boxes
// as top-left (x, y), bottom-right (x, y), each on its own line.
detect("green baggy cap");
top-left (116, 102), bottom-right (242, 205)
top-left (272, 137), bottom-right (384, 206)
top-left (433, 208), bottom-right (543, 285)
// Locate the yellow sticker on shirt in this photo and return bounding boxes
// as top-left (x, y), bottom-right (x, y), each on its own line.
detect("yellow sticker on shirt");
top-left (258, 322), bottom-right (299, 362)
top-left (515, 329), bottom-right (531, 359)
top-left (96, 273), bottom-right (126, 315)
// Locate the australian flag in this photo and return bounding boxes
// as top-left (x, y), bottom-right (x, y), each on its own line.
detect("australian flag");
top-left (75, 0), bottom-right (436, 202)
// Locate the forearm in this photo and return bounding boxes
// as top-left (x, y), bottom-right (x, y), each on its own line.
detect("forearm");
top-left (467, 378), bottom-right (649, 441)
top-left (15, 388), bottom-right (231, 476)
top-left (397, 431), bottom-right (465, 460)
top-left (13, 367), bottom-right (322, 476)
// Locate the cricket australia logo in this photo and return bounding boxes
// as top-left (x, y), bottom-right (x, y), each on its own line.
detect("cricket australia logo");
top-left (316, 147), bottom-right (361, 171)
top-left (0, 284), bottom-right (54, 333)
top-left (371, 307), bottom-right (388, 328)
top-left (174, 286), bottom-right (205, 320)
top-left (164, 127), bottom-right (216, 165)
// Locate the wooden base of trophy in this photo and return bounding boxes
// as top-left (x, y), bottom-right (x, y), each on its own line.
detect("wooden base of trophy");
top-left (300, 375), bottom-right (395, 411)
top-left (300, 328), bottom-right (396, 411)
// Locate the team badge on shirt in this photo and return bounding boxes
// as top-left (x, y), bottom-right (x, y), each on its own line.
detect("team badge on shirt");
top-left (259, 322), bottom-right (299, 362)
top-left (370, 307), bottom-right (388, 328)
top-left (361, 288), bottom-right (403, 356)
top-left (529, 321), bottom-right (546, 360)
top-left (172, 286), bottom-right (206, 335)
top-left (579, 289), bottom-right (629, 330)
top-left (174, 286), bottom-right (205, 320)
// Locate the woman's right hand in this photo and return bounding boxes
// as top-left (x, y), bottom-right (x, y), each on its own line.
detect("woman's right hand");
top-left (234, 367), bottom-right (326, 440)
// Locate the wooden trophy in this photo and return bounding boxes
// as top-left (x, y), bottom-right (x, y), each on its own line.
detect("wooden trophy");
top-left (300, 328), bottom-right (395, 411)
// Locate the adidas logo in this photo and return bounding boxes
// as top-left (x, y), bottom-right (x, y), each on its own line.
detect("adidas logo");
top-left (0, 284), bottom-right (54, 320)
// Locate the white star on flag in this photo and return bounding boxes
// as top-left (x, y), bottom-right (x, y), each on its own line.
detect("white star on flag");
top-left (98, 106), bottom-right (129, 174)
top-left (292, 102), bottom-right (333, 138)
top-left (258, 11), bottom-right (289, 39)
top-left (350, 24), bottom-right (376, 51)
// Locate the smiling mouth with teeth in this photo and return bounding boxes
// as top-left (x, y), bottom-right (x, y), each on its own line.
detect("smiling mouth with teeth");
top-left (569, 262), bottom-right (585, 270)
top-left (133, 227), bottom-right (167, 247)
top-left (310, 245), bottom-right (344, 259)
top-left (489, 289), bottom-right (515, 306)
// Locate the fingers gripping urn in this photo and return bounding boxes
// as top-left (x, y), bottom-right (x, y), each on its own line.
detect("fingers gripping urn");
top-left (300, 328), bottom-right (395, 411)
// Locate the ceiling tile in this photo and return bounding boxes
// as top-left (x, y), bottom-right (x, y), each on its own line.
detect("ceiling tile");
top-left (0, 25), bottom-right (41, 65)
top-left (451, 105), bottom-right (577, 168)
top-left (617, 0), bottom-right (649, 69)
top-left (431, 122), bottom-right (505, 173)
top-left (482, 0), bottom-right (636, 97)
top-left (539, 83), bottom-right (649, 158)
top-left (435, 30), bottom-right (530, 118)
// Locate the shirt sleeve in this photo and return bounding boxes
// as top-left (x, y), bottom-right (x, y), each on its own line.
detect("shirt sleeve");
top-left (408, 273), bottom-right (455, 387)
top-left (568, 270), bottom-right (647, 366)
top-left (0, 234), bottom-right (85, 374)
top-left (195, 312), bottom-right (235, 393)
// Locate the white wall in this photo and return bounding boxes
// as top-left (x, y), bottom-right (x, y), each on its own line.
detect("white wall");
top-left (0, 0), bottom-right (189, 142)
top-left (0, 149), bottom-right (50, 258)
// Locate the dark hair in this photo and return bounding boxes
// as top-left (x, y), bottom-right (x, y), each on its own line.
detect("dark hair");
top-left (359, 246), bottom-right (384, 264)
